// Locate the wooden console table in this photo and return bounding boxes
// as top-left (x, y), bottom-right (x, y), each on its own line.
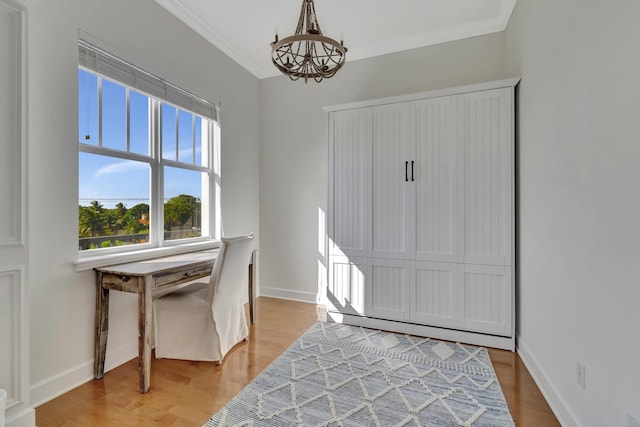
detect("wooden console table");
top-left (93, 249), bottom-right (256, 393)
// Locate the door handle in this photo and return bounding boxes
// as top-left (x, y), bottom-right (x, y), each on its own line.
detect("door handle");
top-left (405, 161), bottom-right (408, 182)
top-left (411, 160), bottom-right (414, 181)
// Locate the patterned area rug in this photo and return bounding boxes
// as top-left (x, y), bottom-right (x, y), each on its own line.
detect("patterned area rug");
top-left (204, 322), bottom-right (514, 426)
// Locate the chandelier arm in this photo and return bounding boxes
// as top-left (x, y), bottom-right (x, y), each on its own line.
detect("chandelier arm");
top-left (315, 47), bottom-right (341, 71)
top-left (308, 40), bottom-right (321, 70)
top-left (321, 42), bottom-right (338, 58)
top-left (274, 46), bottom-right (289, 63)
top-left (293, 40), bottom-right (305, 65)
top-left (316, 44), bottom-right (331, 69)
top-left (318, 44), bottom-right (336, 67)
top-left (324, 46), bottom-right (343, 67)
top-left (301, 56), bottom-right (310, 83)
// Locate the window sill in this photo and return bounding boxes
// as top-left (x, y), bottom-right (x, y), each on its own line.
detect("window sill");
top-left (74, 240), bottom-right (220, 272)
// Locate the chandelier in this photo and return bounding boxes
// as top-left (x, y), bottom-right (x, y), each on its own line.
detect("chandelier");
top-left (271, 0), bottom-right (347, 83)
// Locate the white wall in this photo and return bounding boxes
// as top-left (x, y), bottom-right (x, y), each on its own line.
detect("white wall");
top-left (27, 0), bottom-right (260, 405)
top-left (258, 33), bottom-right (507, 301)
top-left (505, 0), bottom-right (640, 425)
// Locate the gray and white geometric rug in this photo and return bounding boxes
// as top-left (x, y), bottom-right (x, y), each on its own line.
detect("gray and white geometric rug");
top-left (204, 322), bottom-right (514, 426)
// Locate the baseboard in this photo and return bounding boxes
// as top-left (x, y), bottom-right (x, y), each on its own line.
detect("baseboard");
top-left (331, 312), bottom-right (515, 351)
top-left (5, 406), bottom-right (35, 427)
top-left (258, 286), bottom-right (317, 304)
top-left (30, 342), bottom-right (138, 408)
top-left (516, 335), bottom-right (582, 427)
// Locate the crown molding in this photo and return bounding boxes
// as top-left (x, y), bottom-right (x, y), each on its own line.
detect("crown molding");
top-left (0, 0), bottom-right (35, 11)
top-left (344, 0), bottom-right (517, 67)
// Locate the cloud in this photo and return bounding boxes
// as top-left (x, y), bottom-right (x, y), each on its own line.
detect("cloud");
top-left (94, 160), bottom-right (148, 178)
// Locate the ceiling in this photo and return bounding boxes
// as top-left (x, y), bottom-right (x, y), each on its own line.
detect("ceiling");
top-left (154, 0), bottom-right (517, 79)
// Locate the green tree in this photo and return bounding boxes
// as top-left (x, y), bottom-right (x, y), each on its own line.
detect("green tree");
top-left (164, 194), bottom-right (197, 229)
top-left (108, 202), bottom-right (128, 235)
top-left (78, 206), bottom-right (92, 237)
top-left (102, 210), bottom-right (119, 235)
top-left (79, 200), bottom-right (105, 237)
top-left (90, 200), bottom-right (103, 211)
top-left (123, 203), bottom-right (149, 234)
top-left (114, 202), bottom-right (127, 216)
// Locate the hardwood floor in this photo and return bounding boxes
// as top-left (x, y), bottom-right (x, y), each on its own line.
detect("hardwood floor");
top-left (35, 297), bottom-right (559, 426)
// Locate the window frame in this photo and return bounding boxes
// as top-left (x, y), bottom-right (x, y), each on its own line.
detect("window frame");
top-left (75, 43), bottom-right (221, 271)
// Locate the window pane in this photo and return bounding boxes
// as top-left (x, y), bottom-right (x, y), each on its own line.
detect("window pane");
top-left (162, 104), bottom-right (176, 160)
top-left (78, 69), bottom-right (98, 145)
top-left (164, 166), bottom-right (203, 241)
top-left (79, 152), bottom-right (150, 250)
top-left (194, 117), bottom-right (203, 166)
top-left (102, 79), bottom-right (127, 151)
top-left (130, 90), bottom-right (150, 156)
top-left (178, 110), bottom-right (193, 164)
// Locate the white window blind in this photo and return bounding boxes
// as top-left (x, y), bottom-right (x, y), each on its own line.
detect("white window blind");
top-left (78, 37), bottom-right (219, 123)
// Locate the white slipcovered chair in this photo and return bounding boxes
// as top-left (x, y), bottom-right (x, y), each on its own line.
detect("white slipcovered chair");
top-left (153, 233), bottom-right (254, 362)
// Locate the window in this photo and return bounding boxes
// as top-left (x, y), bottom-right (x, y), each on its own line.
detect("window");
top-left (78, 39), bottom-right (220, 257)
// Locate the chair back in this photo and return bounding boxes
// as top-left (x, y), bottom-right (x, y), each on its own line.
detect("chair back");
top-left (208, 233), bottom-right (255, 312)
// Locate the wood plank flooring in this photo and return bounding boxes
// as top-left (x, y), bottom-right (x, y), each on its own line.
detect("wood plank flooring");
top-left (35, 297), bottom-right (559, 426)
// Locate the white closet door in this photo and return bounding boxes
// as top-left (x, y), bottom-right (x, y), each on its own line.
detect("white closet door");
top-left (458, 88), bottom-right (514, 266)
top-left (370, 103), bottom-right (414, 260)
top-left (367, 258), bottom-right (411, 321)
top-left (328, 109), bottom-right (372, 258)
top-left (326, 79), bottom-right (516, 348)
top-left (414, 96), bottom-right (458, 263)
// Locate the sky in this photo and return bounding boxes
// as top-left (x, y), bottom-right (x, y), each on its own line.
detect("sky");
top-left (78, 69), bottom-right (205, 210)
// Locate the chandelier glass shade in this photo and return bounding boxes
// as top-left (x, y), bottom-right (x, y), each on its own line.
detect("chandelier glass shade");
top-left (271, 0), bottom-right (347, 83)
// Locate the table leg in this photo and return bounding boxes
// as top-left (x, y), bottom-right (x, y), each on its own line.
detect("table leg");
top-left (249, 250), bottom-right (255, 324)
top-left (138, 275), bottom-right (153, 393)
top-left (94, 271), bottom-right (109, 379)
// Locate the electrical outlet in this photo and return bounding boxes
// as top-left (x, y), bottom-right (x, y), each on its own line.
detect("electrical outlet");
top-left (576, 363), bottom-right (586, 389)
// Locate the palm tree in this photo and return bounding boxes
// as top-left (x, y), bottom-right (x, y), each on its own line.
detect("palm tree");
top-left (90, 200), bottom-right (104, 211)
top-left (79, 201), bottom-right (105, 237)
top-left (114, 202), bottom-right (127, 218)
top-left (110, 202), bottom-right (128, 234)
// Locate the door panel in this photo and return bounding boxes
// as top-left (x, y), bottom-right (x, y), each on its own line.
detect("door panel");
top-left (0, 8), bottom-right (21, 247)
top-left (367, 258), bottom-right (410, 321)
top-left (461, 264), bottom-right (512, 336)
top-left (328, 109), bottom-right (371, 258)
top-left (327, 255), bottom-right (368, 316)
top-left (414, 261), bottom-right (458, 327)
top-left (415, 96), bottom-right (457, 262)
top-left (370, 103), bottom-right (414, 259)
top-left (458, 89), bottom-right (513, 266)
